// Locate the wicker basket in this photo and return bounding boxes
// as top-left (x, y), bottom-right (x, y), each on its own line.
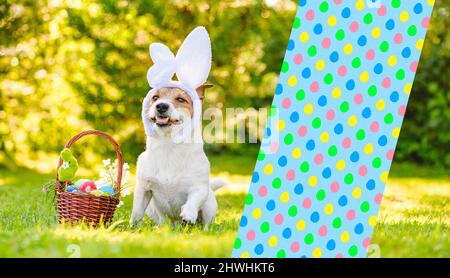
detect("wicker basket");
top-left (55, 130), bottom-right (123, 227)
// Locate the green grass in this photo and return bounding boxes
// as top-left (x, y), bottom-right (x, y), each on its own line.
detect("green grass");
top-left (0, 157), bottom-right (448, 257)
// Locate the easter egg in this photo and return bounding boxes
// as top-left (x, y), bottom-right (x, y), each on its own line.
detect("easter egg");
top-left (74, 179), bottom-right (89, 188)
top-left (80, 181), bottom-right (97, 193)
top-left (66, 185), bottom-right (79, 193)
top-left (90, 190), bottom-right (106, 197)
top-left (98, 185), bottom-right (115, 197)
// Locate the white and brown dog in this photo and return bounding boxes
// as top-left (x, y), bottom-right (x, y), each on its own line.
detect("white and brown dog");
top-left (130, 27), bottom-right (224, 226)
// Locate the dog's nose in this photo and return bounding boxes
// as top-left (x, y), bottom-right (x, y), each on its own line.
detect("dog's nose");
top-left (156, 103), bottom-right (169, 114)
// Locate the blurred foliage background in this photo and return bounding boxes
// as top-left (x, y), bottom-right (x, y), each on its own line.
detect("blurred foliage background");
top-left (0, 0), bottom-right (449, 172)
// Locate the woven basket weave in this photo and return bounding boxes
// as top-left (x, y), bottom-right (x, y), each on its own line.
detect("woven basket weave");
top-left (55, 130), bottom-right (123, 227)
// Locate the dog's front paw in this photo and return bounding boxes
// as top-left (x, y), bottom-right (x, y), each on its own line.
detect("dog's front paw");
top-left (180, 206), bottom-right (198, 224)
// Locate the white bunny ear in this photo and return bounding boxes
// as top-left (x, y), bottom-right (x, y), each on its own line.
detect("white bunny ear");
top-left (175, 26), bottom-right (212, 89)
top-left (147, 43), bottom-right (176, 88)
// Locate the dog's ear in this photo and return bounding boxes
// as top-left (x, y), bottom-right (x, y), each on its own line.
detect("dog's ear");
top-left (196, 82), bottom-right (214, 101)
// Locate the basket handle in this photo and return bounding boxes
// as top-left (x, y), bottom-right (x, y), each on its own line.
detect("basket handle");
top-left (55, 130), bottom-right (123, 198)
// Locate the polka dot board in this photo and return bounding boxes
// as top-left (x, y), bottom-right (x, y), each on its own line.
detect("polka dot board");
top-left (232, 0), bottom-right (434, 258)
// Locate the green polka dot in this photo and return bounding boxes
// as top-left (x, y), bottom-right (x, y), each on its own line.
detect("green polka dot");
top-left (368, 85), bottom-right (378, 97)
top-left (408, 25), bottom-right (417, 36)
top-left (356, 129), bottom-right (366, 141)
top-left (245, 194), bottom-right (253, 205)
top-left (348, 245), bottom-right (358, 257)
top-left (324, 73), bottom-right (334, 85)
top-left (293, 17), bottom-right (301, 29)
top-left (269, 105), bottom-right (277, 117)
top-left (288, 205), bottom-right (298, 217)
top-left (332, 217), bottom-right (342, 229)
top-left (300, 161), bottom-right (310, 173)
top-left (392, 0), bottom-right (401, 8)
top-left (319, 1), bottom-right (329, 13)
top-left (276, 249), bottom-right (286, 258)
top-left (396, 69), bottom-right (405, 80)
top-left (335, 29), bottom-right (345, 41)
top-left (316, 189), bottom-right (326, 201)
top-left (284, 133), bottom-right (294, 145)
top-left (272, 178), bottom-right (282, 189)
top-left (360, 201), bottom-right (370, 213)
top-left (340, 101), bottom-right (350, 113)
top-left (296, 89), bottom-right (306, 101)
top-left (304, 233), bottom-right (314, 245)
top-left (363, 13), bottom-right (373, 24)
top-left (234, 238), bottom-right (242, 249)
top-left (308, 45), bottom-right (317, 57)
top-left (328, 145), bottom-right (338, 157)
top-left (312, 117), bottom-right (322, 129)
top-left (379, 41), bottom-right (389, 52)
top-left (260, 221), bottom-right (270, 233)
top-left (372, 157), bottom-right (382, 169)
top-left (344, 173), bottom-right (354, 184)
top-left (281, 61), bottom-right (289, 73)
top-left (352, 57), bottom-right (361, 69)
top-left (384, 113), bottom-right (394, 124)
top-left (257, 150), bottom-right (266, 161)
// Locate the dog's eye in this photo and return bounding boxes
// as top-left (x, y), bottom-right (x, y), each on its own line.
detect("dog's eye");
top-left (176, 97), bottom-right (186, 103)
top-left (152, 95), bottom-right (159, 101)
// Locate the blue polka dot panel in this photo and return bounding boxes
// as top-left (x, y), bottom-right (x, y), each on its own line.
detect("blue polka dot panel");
top-left (232, 0), bottom-right (435, 258)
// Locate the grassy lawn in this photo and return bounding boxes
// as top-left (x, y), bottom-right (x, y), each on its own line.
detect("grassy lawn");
top-left (0, 153), bottom-right (448, 257)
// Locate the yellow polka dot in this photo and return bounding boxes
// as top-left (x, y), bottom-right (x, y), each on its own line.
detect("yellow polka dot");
top-left (296, 219), bottom-right (306, 231)
top-left (327, 15), bottom-right (337, 27)
top-left (416, 39), bottom-right (424, 50)
top-left (336, 159), bottom-right (346, 171)
top-left (324, 203), bottom-right (334, 215)
top-left (264, 163), bottom-right (274, 175)
top-left (320, 131), bottom-right (330, 143)
top-left (380, 171), bottom-right (389, 183)
top-left (368, 215), bottom-right (378, 227)
top-left (288, 75), bottom-right (297, 87)
top-left (332, 87), bottom-right (341, 99)
top-left (312, 247), bottom-right (322, 258)
top-left (280, 191), bottom-right (290, 203)
top-left (340, 231), bottom-right (350, 243)
top-left (355, 0), bottom-right (365, 10)
top-left (376, 99), bottom-right (386, 111)
top-left (392, 127), bottom-right (401, 138)
top-left (268, 235), bottom-right (278, 247)
top-left (292, 147), bottom-right (302, 159)
top-left (388, 55), bottom-right (397, 67)
top-left (316, 59), bottom-right (326, 71)
top-left (276, 120), bottom-right (285, 131)
top-left (304, 103), bottom-right (314, 115)
top-left (343, 43), bottom-right (353, 55)
top-left (352, 187), bottom-right (362, 199)
top-left (299, 32), bottom-right (309, 43)
top-left (240, 252), bottom-right (250, 258)
top-left (252, 208), bottom-right (262, 219)
top-left (348, 115), bottom-right (358, 127)
top-left (371, 27), bottom-right (381, 39)
top-left (360, 71), bottom-right (369, 83)
top-left (399, 11), bottom-right (409, 22)
top-left (308, 175), bottom-right (318, 187)
top-left (404, 83), bottom-right (413, 94)
top-left (428, 0), bottom-right (435, 6)
top-left (364, 143), bottom-right (374, 155)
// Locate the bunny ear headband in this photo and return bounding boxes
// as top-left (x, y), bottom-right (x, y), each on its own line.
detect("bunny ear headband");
top-left (142, 26), bottom-right (212, 141)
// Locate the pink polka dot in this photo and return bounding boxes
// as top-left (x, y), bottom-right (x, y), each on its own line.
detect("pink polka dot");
top-left (270, 142), bottom-right (279, 153)
top-left (359, 165), bottom-right (368, 176)
top-left (294, 54), bottom-right (303, 65)
top-left (298, 125), bottom-right (307, 137)
top-left (322, 37), bottom-right (331, 49)
top-left (246, 230), bottom-right (256, 241)
top-left (274, 213), bottom-right (284, 225)
top-left (375, 193), bottom-right (383, 204)
top-left (394, 33), bottom-right (403, 44)
top-left (410, 61), bottom-right (418, 72)
top-left (282, 97), bottom-right (291, 109)
top-left (422, 17), bottom-right (430, 28)
top-left (326, 109), bottom-right (335, 121)
top-left (398, 105), bottom-right (406, 116)
top-left (349, 21), bottom-right (359, 32)
top-left (258, 185), bottom-right (267, 197)
top-left (334, 0), bottom-right (342, 4)
top-left (336, 253), bottom-right (344, 258)
top-left (314, 154), bottom-right (323, 165)
top-left (370, 121), bottom-right (379, 133)
top-left (318, 225), bottom-right (328, 237)
top-left (342, 137), bottom-right (351, 149)
top-left (387, 149), bottom-right (395, 160)
top-left (305, 9), bottom-right (315, 21)
top-left (377, 5), bottom-right (387, 16)
top-left (330, 182), bottom-right (339, 193)
top-left (382, 77), bottom-right (391, 88)
top-left (363, 237), bottom-right (371, 249)
top-left (337, 66), bottom-right (347, 77)
top-left (347, 209), bottom-right (356, 221)
top-left (310, 82), bottom-right (319, 93)
top-left (290, 242), bottom-right (300, 253)
top-left (303, 198), bottom-right (312, 209)
top-left (286, 170), bottom-right (295, 181)
top-left (354, 93), bottom-right (363, 104)
top-left (366, 49), bottom-right (375, 60)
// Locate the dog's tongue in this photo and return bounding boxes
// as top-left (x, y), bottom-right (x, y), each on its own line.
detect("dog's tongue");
top-left (156, 116), bottom-right (169, 125)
